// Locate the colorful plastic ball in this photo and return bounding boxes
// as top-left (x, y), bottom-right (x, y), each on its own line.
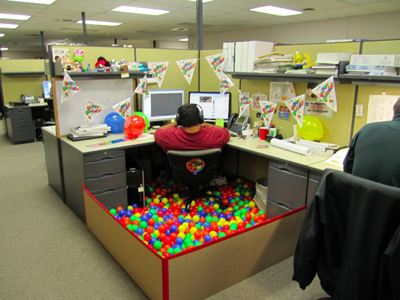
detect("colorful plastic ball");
top-left (153, 240), bottom-right (162, 250)
top-left (296, 116), bottom-right (324, 141)
top-left (123, 115), bottom-right (146, 139)
top-left (204, 235), bottom-right (212, 243)
top-left (132, 111), bottom-right (149, 133)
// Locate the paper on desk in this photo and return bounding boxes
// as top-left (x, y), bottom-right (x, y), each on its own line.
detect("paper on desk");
top-left (325, 148), bottom-right (349, 166)
top-left (271, 138), bottom-right (312, 156)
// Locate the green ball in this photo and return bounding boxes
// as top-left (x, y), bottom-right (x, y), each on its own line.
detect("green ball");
top-left (140, 221), bottom-right (148, 229)
top-left (110, 208), bottom-right (117, 215)
top-left (153, 241), bottom-right (162, 250)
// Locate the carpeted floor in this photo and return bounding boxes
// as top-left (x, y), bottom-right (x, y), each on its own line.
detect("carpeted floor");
top-left (0, 123), bottom-right (330, 300)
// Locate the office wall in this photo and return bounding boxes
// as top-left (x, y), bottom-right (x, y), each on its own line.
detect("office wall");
top-left (195, 11), bottom-right (400, 50)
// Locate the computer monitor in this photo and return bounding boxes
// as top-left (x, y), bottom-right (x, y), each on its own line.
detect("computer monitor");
top-left (142, 89), bottom-right (185, 123)
top-left (189, 91), bottom-right (231, 122)
top-left (42, 81), bottom-right (52, 99)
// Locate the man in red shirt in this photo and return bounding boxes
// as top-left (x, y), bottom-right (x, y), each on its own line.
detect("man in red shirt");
top-left (154, 103), bottom-right (230, 152)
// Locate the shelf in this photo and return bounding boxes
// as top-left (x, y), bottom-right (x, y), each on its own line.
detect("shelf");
top-left (2, 71), bottom-right (45, 76)
top-left (58, 71), bottom-right (147, 80)
top-left (229, 72), bottom-right (339, 83)
top-left (229, 72), bottom-right (400, 86)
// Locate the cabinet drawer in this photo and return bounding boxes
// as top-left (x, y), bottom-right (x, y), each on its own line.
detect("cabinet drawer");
top-left (85, 172), bottom-right (127, 193)
top-left (84, 156), bottom-right (126, 179)
top-left (92, 187), bottom-right (128, 210)
top-left (307, 171), bottom-right (322, 206)
top-left (11, 119), bottom-right (33, 128)
top-left (11, 127), bottom-right (35, 143)
top-left (266, 199), bottom-right (293, 219)
top-left (9, 108), bottom-right (32, 119)
top-left (267, 162), bottom-right (308, 208)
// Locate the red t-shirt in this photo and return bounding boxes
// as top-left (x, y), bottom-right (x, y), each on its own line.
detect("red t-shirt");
top-left (154, 126), bottom-right (230, 152)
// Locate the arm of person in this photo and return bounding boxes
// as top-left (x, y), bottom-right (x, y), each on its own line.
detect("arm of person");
top-left (157, 121), bottom-right (178, 130)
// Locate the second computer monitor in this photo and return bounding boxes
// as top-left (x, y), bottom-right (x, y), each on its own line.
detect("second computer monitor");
top-left (142, 89), bottom-right (185, 123)
top-left (189, 91), bottom-right (231, 122)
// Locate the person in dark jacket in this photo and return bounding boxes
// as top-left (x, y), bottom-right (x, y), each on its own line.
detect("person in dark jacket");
top-left (343, 99), bottom-right (400, 188)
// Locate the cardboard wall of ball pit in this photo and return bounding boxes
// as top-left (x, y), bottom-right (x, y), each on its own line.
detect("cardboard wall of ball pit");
top-left (83, 186), bottom-right (306, 300)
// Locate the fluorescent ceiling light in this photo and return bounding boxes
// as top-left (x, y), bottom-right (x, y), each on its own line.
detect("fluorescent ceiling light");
top-left (179, 38), bottom-right (188, 42)
top-left (77, 20), bottom-right (121, 26)
top-left (0, 47), bottom-right (9, 51)
top-left (112, 6), bottom-right (169, 16)
top-left (187, 0), bottom-right (215, 3)
top-left (0, 33), bottom-right (4, 37)
top-left (7, 0), bottom-right (56, 4)
top-left (0, 13), bottom-right (31, 20)
top-left (251, 5), bottom-right (302, 16)
top-left (0, 23), bottom-right (19, 29)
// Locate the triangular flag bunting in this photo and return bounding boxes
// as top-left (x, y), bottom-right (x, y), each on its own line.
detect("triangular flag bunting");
top-left (85, 99), bottom-right (104, 124)
top-left (285, 94), bottom-right (306, 127)
top-left (148, 62), bottom-right (169, 87)
top-left (311, 76), bottom-right (337, 112)
top-left (134, 76), bottom-right (149, 98)
top-left (61, 72), bottom-right (81, 103)
top-left (112, 98), bottom-right (132, 119)
top-left (206, 53), bottom-right (225, 79)
top-left (259, 101), bottom-right (277, 128)
top-left (220, 73), bottom-right (234, 95)
top-left (176, 58), bottom-right (197, 85)
top-left (238, 91), bottom-right (252, 118)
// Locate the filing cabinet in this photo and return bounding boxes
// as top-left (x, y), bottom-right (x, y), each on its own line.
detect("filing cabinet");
top-left (83, 149), bottom-right (128, 210)
top-left (267, 160), bottom-right (308, 219)
top-left (306, 170), bottom-right (322, 206)
top-left (4, 106), bottom-right (35, 144)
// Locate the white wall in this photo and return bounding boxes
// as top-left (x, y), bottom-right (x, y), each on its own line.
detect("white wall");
top-left (189, 11), bottom-right (400, 50)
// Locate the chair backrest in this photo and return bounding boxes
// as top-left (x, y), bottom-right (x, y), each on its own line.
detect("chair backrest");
top-left (167, 148), bottom-right (221, 183)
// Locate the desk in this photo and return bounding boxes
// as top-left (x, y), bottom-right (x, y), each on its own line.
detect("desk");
top-left (57, 132), bottom-right (343, 222)
top-left (4, 103), bottom-right (50, 144)
top-left (60, 133), bottom-right (155, 221)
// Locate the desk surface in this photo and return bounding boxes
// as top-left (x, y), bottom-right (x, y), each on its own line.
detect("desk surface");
top-left (60, 130), bottom-right (343, 170)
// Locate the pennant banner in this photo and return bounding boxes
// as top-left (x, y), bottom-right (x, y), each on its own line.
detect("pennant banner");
top-left (134, 76), bottom-right (149, 98)
top-left (176, 58), bottom-right (197, 85)
top-left (85, 99), bottom-right (104, 124)
top-left (206, 53), bottom-right (225, 79)
top-left (220, 73), bottom-right (234, 95)
top-left (148, 62), bottom-right (169, 87)
top-left (311, 76), bottom-right (337, 112)
top-left (113, 98), bottom-right (132, 119)
top-left (61, 72), bottom-right (81, 103)
top-left (285, 94), bottom-right (305, 127)
top-left (259, 101), bottom-right (277, 128)
top-left (239, 91), bottom-right (252, 118)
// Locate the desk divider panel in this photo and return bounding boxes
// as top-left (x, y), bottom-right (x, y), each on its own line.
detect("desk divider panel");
top-left (53, 78), bottom-right (135, 137)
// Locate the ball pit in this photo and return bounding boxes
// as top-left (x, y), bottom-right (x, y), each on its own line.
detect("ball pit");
top-left (109, 176), bottom-right (267, 257)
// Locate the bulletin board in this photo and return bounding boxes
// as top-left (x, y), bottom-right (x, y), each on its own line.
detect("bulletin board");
top-left (54, 77), bottom-right (135, 137)
top-left (367, 94), bottom-right (399, 123)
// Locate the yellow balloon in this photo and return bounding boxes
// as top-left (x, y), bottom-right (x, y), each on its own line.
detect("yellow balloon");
top-left (297, 116), bottom-right (324, 141)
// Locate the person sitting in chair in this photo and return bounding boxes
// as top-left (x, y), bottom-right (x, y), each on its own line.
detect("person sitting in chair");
top-left (154, 103), bottom-right (230, 152)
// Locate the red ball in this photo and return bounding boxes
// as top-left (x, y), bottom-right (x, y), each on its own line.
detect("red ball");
top-left (123, 115), bottom-right (146, 139)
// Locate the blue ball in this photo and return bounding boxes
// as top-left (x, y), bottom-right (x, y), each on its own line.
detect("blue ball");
top-left (104, 112), bottom-right (125, 133)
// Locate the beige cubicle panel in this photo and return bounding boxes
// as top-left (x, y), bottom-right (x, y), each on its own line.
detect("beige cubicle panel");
top-left (50, 45), bottom-right (136, 70)
top-left (0, 59), bottom-right (47, 103)
top-left (136, 48), bottom-right (200, 103)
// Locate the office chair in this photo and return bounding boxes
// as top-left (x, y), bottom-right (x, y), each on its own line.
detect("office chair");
top-left (166, 148), bottom-right (225, 212)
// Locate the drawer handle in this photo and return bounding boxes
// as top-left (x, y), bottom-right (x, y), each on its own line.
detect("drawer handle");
top-left (279, 167), bottom-right (293, 174)
top-left (275, 202), bottom-right (290, 210)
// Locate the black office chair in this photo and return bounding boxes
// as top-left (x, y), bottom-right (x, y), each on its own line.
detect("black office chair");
top-left (166, 148), bottom-right (225, 212)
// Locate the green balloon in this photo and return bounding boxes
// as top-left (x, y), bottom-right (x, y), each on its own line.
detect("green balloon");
top-left (132, 111), bottom-right (149, 132)
top-left (296, 116), bottom-right (324, 141)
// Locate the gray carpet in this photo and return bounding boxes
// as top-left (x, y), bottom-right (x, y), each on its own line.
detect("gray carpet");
top-left (0, 123), bottom-right (329, 300)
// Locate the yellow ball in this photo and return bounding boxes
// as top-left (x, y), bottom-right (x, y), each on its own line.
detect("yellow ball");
top-left (249, 201), bottom-right (256, 208)
top-left (178, 225), bottom-right (186, 233)
top-left (190, 227), bottom-right (198, 234)
top-left (162, 198), bottom-right (168, 204)
top-left (213, 203), bottom-right (220, 209)
top-left (192, 215), bottom-right (200, 223)
top-left (210, 231), bottom-right (217, 238)
top-left (153, 198), bottom-right (160, 205)
top-left (153, 230), bottom-right (160, 238)
top-left (128, 205), bottom-right (133, 211)
top-left (177, 232), bottom-right (186, 239)
top-left (173, 193), bottom-right (179, 199)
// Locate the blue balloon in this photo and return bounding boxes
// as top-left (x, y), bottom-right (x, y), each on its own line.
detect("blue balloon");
top-left (105, 112), bottom-right (125, 133)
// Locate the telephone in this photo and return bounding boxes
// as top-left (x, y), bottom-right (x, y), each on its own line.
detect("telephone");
top-left (227, 113), bottom-right (250, 134)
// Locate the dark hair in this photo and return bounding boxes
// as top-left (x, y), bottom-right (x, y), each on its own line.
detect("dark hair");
top-left (178, 104), bottom-right (201, 127)
top-left (394, 98), bottom-right (400, 116)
